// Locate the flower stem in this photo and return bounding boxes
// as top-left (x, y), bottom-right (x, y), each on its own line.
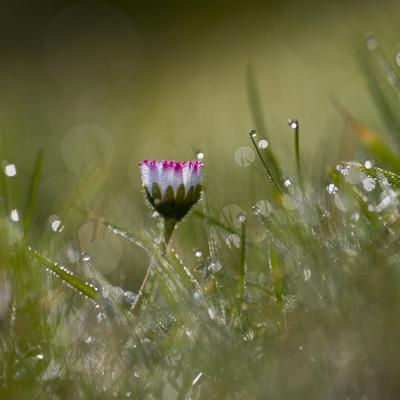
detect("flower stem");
top-left (163, 218), bottom-right (178, 247)
top-left (131, 218), bottom-right (177, 314)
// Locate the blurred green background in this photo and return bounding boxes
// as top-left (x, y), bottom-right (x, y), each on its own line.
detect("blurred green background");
top-left (2, 0), bottom-right (400, 288)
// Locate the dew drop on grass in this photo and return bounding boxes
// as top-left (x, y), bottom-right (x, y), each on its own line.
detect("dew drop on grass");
top-left (234, 146), bottom-right (255, 167)
top-left (196, 151), bottom-right (204, 160)
top-left (4, 163), bottom-right (17, 177)
top-left (351, 212), bottom-right (360, 222)
top-left (364, 160), bottom-right (373, 169)
top-left (192, 372), bottom-right (203, 386)
top-left (326, 183), bottom-right (338, 194)
top-left (362, 177), bottom-right (376, 192)
top-left (123, 291), bottom-right (137, 306)
top-left (81, 252), bottom-right (91, 262)
top-left (258, 139), bottom-right (268, 149)
top-left (10, 209), bottom-right (19, 222)
top-left (243, 329), bottom-right (255, 342)
top-left (237, 212), bottom-right (246, 223)
top-left (283, 178), bottom-right (292, 188)
top-left (288, 118), bottom-right (298, 129)
top-left (85, 336), bottom-right (93, 344)
top-left (253, 199), bottom-right (272, 216)
top-left (208, 261), bottom-right (222, 272)
top-left (193, 291), bottom-right (202, 301)
top-left (225, 234), bottom-right (241, 249)
top-left (249, 129), bottom-right (257, 138)
top-left (207, 307), bottom-right (216, 320)
top-left (221, 204), bottom-right (245, 229)
top-left (304, 268), bottom-right (311, 281)
top-left (49, 215), bottom-right (63, 232)
top-left (194, 250), bottom-right (203, 258)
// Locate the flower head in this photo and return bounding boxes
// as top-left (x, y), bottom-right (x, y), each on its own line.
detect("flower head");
top-left (139, 160), bottom-right (203, 222)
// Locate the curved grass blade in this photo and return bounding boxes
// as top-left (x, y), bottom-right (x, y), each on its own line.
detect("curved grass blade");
top-left (332, 98), bottom-right (400, 173)
top-left (23, 149), bottom-right (43, 235)
top-left (27, 247), bottom-right (99, 303)
top-left (246, 64), bottom-right (281, 180)
top-left (192, 209), bottom-right (237, 235)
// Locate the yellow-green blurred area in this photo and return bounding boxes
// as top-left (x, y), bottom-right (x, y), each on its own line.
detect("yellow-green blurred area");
top-left (2, 0), bottom-right (400, 286)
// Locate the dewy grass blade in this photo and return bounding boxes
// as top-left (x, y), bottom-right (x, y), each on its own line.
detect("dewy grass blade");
top-left (248, 130), bottom-right (283, 194)
top-left (288, 119), bottom-right (303, 186)
top-left (23, 149), bottom-right (43, 235)
top-left (27, 247), bottom-right (99, 303)
top-left (237, 218), bottom-right (247, 312)
top-left (342, 161), bottom-right (400, 189)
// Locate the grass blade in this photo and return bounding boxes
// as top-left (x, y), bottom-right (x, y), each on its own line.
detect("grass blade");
top-left (28, 247), bottom-right (99, 303)
top-left (23, 149), bottom-right (43, 235)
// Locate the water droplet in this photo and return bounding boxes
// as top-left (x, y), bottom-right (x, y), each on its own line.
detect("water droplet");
top-left (49, 215), bottom-right (63, 232)
top-left (35, 354), bottom-right (44, 360)
top-left (221, 204), bottom-right (246, 229)
top-left (126, 392), bottom-right (132, 398)
top-left (252, 206), bottom-right (261, 215)
top-left (237, 212), bottom-right (246, 222)
top-left (364, 160), bottom-right (373, 169)
top-left (249, 129), bottom-right (257, 138)
top-left (194, 250), bottom-right (203, 258)
top-left (351, 212), bottom-right (360, 222)
top-left (4, 163), bottom-right (17, 177)
top-left (376, 194), bottom-right (395, 212)
top-left (225, 234), bottom-right (241, 249)
top-left (207, 307), bottom-right (216, 320)
top-left (192, 372), bottom-right (203, 386)
top-left (85, 336), bottom-right (93, 344)
top-left (326, 183), bottom-right (338, 194)
top-left (150, 211), bottom-right (159, 218)
top-left (362, 177), bottom-right (376, 192)
top-left (288, 118), bottom-right (298, 129)
top-left (304, 268), bottom-right (311, 281)
top-left (258, 139), bottom-right (268, 149)
top-left (81, 252), bottom-right (91, 262)
top-left (10, 209), bottom-right (19, 222)
top-left (243, 329), bottom-right (255, 342)
top-left (208, 261), bottom-right (222, 272)
top-left (193, 291), bottom-right (202, 301)
top-left (196, 151), bottom-right (204, 160)
top-left (366, 35), bottom-right (378, 50)
top-left (123, 291), bottom-right (136, 306)
top-left (337, 165), bottom-right (349, 176)
top-left (283, 178), bottom-right (292, 188)
top-left (234, 146), bottom-right (255, 167)
top-left (253, 200), bottom-right (272, 216)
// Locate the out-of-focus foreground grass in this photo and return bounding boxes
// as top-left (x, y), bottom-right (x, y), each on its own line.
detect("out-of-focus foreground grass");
top-left (2, 1), bottom-right (400, 399)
